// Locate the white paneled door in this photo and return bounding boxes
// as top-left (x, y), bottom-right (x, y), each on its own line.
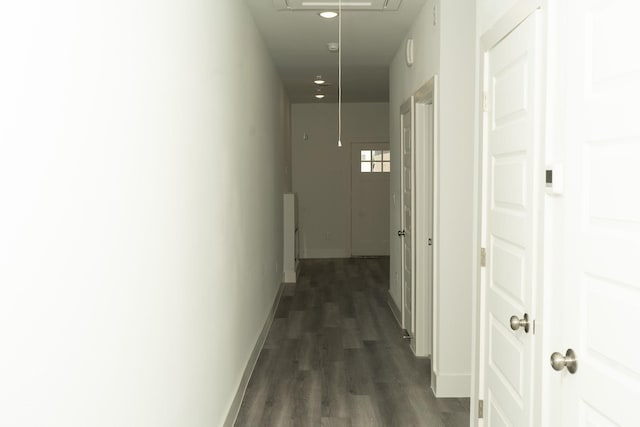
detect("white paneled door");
top-left (399, 99), bottom-right (414, 336)
top-left (482, 11), bottom-right (542, 426)
top-left (549, 1), bottom-right (640, 424)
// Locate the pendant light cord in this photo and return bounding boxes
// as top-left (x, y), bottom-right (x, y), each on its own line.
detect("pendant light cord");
top-left (338, 0), bottom-right (342, 147)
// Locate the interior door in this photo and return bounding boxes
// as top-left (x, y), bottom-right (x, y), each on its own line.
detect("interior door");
top-left (549, 1), bottom-right (640, 424)
top-left (414, 83), bottom-right (436, 357)
top-left (351, 142), bottom-right (390, 256)
top-left (399, 100), bottom-right (414, 335)
top-left (482, 11), bottom-right (542, 426)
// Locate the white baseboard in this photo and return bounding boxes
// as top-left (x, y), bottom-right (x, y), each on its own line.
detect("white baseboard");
top-left (283, 259), bottom-right (301, 283)
top-left (387, 291), bottom-right (402, 327)
top-left (431, 371), bottom-right (471, 398)
top-left (283, 269), bottom-right (297, 283)
top-left (223, 282), bottom-right (284, 427)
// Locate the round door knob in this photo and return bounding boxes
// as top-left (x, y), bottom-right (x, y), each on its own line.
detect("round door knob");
top-left (509, 313), bottom-right (530, 333)
top-left (550, 349), bottom-right (578, 374)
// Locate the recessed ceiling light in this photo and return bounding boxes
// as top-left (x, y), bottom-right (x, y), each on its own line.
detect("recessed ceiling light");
top-left (314, 91), bottom-right (326, 99)
top-left (314, 75), bottom-right (326, 85)
top-left (318, 11), bottom-right (338, 19)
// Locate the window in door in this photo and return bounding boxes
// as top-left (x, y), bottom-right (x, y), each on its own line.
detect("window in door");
top-left (360, 149), bottom-right (390, 173)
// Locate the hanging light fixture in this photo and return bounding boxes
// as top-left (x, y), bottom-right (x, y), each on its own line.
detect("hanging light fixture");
top-left (337, 0), bottom-right (343, 148)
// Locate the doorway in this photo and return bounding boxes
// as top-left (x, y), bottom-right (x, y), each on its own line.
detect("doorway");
top-left (398, 81), bottom-right (438, 357)
top-left (413, 78), bottom-right (437, 358)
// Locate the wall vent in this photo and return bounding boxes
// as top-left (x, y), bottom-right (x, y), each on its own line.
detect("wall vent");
top-left (273, 0), bottom-right (402, 11)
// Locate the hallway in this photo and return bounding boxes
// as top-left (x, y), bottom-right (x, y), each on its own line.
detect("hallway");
top-left (235, 258), bottom-right (469, 426)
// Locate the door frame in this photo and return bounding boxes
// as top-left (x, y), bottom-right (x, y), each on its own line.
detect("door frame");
top-left (471, 1), bottom-right (547, 425)
top-left (399, 97), bottom-right (414, 333)
top-left (413, 77), bottom-right (438, 358)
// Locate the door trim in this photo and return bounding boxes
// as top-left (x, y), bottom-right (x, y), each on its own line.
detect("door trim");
top-left (412, 76), bottom-right (438, 360)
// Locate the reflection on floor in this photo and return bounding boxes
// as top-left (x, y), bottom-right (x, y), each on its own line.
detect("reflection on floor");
top-left (235, 257), bottom-right (470, 426)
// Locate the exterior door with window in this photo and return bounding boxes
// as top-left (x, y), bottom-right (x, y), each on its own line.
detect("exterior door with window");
top-left (351, 142), bottom-right (390, 256)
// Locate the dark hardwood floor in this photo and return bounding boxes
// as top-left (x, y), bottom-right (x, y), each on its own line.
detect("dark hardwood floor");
top-left (235, 258), bottom-right (470, 427)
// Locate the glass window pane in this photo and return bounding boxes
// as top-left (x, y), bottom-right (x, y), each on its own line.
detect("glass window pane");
top-left (372, 161), bottom-right (382, 172)
top-left (361, 161), bottom-right (371, 172)
top-left (383, 150), bottom-right (390, 161)
top-left (372, 150), bottom-right (383, 161)
top-left (360, 150), bottom-right (371, 161)
top-left (383, 162), bottom-right (390, 172)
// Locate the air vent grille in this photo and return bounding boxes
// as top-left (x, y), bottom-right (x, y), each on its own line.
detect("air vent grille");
top-left (273, 0), bottom-right (402, 11)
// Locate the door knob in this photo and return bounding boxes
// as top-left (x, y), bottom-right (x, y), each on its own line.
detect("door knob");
top-left (550, 349), bottom-right (578, 374)
top-left (398, 230), bottom-right (406, 237)
top-left (509, 313), bottom-right (530, 333)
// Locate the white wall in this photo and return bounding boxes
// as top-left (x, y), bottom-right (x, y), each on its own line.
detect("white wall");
top-left (478, 0), bottom-right (520, 33)
top-left (389, 0), bottom-right (476, 397)
top-left (292, 102), bottom-right (389, 258)
top-left (0, 1), bottom-right (287, 426)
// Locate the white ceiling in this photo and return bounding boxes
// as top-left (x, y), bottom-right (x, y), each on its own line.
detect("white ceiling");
top-left (244, 0), bottom-right (428, 103)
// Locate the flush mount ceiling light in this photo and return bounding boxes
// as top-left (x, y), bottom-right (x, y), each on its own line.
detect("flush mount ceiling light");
top-left (314, 75), bottom-right (326, 85)
top-left (318, 11), bottom-right (338, 18)
top-left (314, 92), bottom-right (326, 99)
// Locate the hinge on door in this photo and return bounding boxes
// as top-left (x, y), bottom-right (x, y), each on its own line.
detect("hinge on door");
top-left (483, 92), bottom-right (489, 112)
top-left (480, 247), bottom-right (486, 267)
top-left (478, 399), bottom-right (484, 419)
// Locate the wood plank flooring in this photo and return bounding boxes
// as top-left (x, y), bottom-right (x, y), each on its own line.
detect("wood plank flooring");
top-left (235, 258), bottom-right (470, 427)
